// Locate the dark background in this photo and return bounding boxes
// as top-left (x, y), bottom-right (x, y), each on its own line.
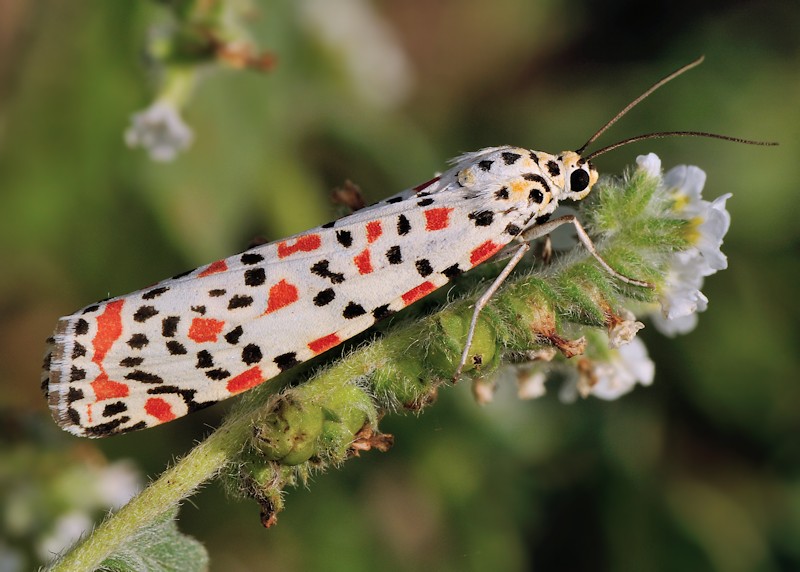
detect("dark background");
top-left (1, 0), bottom-right (798, 570)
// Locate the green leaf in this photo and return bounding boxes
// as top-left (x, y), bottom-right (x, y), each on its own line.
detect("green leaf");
top-left (98, 507), bottom-right (208, 572)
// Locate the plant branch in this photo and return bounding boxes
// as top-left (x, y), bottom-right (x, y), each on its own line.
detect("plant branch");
top-left (49, 163), bottom-right (685, 568)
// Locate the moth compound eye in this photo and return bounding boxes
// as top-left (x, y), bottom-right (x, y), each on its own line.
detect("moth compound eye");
top-left (570, 169), bottom-right (590, 193)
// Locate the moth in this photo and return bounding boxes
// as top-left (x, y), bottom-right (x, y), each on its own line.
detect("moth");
top-left (42, 57), bottom-right (770, 437)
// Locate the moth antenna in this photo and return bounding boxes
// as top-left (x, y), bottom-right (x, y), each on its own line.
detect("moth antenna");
top-left (584, 131), bottom-right (778, 161)
top-left (575, 56), bottom-right (706, 156)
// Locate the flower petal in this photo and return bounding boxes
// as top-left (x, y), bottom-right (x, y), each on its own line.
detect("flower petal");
top-left (124, 100), bottom-right (194, 162)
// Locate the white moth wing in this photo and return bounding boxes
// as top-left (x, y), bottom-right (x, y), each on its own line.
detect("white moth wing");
top-left (45, 146), bottom-right (557, 436)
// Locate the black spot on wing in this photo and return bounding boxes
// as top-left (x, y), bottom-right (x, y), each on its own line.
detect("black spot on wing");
top-left (124, 370), bottom-right (163, 384)
top-left (134, 305), bottom-right (159, 323)
top-left (228, 295), bottom-right (253, 310)
top-left (242, 344), bottom-right (263, 365)
top-left (336, 230), bottom-right (353, 247)
top-left (67, 387), bottom-right (83, 404)
top-left (386, 245), bottom-right (402, 264)
top-left (245, 268), bottom-right (266, 287)
top-left (415, 259), bottom-right (433, 277)
top-left (103, 401), bottom-right (127, 417)
top-left (442, 264), bottom-right (463, 279)
top-left (206, 369), bottom-right (230, 380)
top-left (146, 385), bottom-right (206, 414)
top-left (313, 288), bottom-right (336, 306)
top-left (343, 302), bottom-right (366, 319)
top-left (494, 187), bottom-right (509, 200)
top-left (468, 210), bottom-right (494, 226)
top-left (166, 340), bottom-right (187, 355)
top-left (75, 319), bottom-right (89, 335)
top-left (274, 352), bottom-right (299, 371)
top-left (72, 342), bottom-right (86, 359)
top-left (127, 334), bottom-right (148, 349)
top-left (224, 326), bottom-right (243, 345)
top-left (162, 316), bottom-right (180, 337)
top-left (397, 214), bottom-right (411, 236)
top-left (142, 286), bottom-right (169, 300)
top-left (84, 417), bottom-right (130, 438)
top-left (196, 350), bottom-right (214, 369)
top-left (372, 304), bottom-right (394, 321)
top-left (241, 252), bottom-right (264, 265)
top-left (310, 260), bottom-right (345, 284)
top-left (67, 407), bottom-right (80, 426)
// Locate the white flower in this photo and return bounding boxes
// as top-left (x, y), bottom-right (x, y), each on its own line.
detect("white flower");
top-left (607, 308), bottom-right (645, 348)
top-left (665, 165), bottom-right (731, 273)
top-left (636, 152), bottom-right (662, 179)
top-left (560, 338), bottom-right (655, 402)
top-left (646, 160), bottom-right (733, 336)
top-left (124, 100), bottom-right (194, 162)
top-left (651, 250), bottom-right (708, 335)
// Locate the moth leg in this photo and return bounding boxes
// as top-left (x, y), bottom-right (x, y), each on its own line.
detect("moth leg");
top-left (520, 215), bottom-right (654, 288)
top-left (538, 234), bottom-right (553, 265)
top-left (454, 215), bottom-right (652, 382)
top-left (454, 241), bottom-right (530, 381)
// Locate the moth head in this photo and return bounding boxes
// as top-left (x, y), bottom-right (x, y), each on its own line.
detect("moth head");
top-left (560, 151), bottom-right (598, 201)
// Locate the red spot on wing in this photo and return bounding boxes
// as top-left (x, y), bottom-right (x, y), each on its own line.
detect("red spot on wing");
top-left (424, 207), bottom-right (454, 231)
top-left (188, 318), bottom-right (226, 343)
top-left (91, 374), bottom-right (129, 400)
top-left (198, 259), bottom-right (228, 277)
top-left (277, 234), bottom-right (322, 258)
top-left (413, 176), bottom-right (440, 192)
top-left (308, 333), bottom-right (340, 354)
top-left (353, 248), bottom-right (373, 274)
top-left (366, 221), bottom-right (382, 243)
top-left (470, 240), bottom-right (502, 266)
top-left (265, 279), bottom-right (299, 314)
top-left (92, 300), bottom-right (124, 364)
top-left (226, 366), bottom-right (264, 393)
top-left (401, 281), bottom-right (436, 306)
top-left (89, 301), bottom-right (129, 402)
top-left (144, 397), bottom-right (176, 422)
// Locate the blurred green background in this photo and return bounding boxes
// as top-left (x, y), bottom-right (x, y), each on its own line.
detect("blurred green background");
top-left (1, 0), bottom-right (799, 570)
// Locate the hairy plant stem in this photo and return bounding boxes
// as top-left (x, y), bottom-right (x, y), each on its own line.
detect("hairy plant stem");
top-left (48, 412), bottom-right (252, 571)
